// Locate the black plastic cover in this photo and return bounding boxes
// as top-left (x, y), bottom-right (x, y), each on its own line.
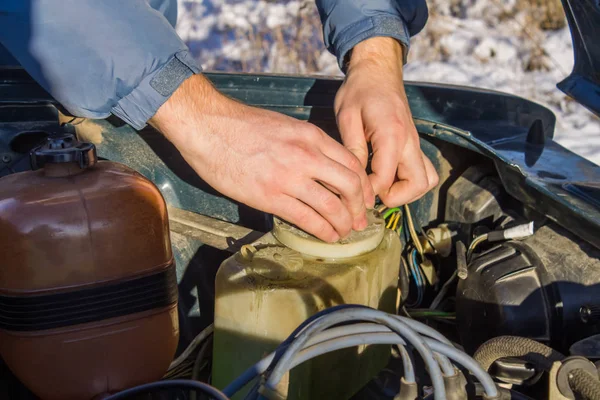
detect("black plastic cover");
top-left (457, 224), bottom-right (600, 355)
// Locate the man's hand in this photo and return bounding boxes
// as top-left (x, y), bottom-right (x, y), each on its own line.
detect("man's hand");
top-left (334, 37), bottom-right (438, 206)
top-left (150, 74), bottom-right (375, 243)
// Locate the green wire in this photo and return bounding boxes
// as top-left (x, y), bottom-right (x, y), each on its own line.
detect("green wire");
top-left (382, 207), bottom-right (401, 219)
top-left (409, 310), bottom-right (456, 318)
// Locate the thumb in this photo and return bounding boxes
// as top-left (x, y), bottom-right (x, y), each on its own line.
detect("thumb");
top-left (336, 109), bottom-right (369, 168)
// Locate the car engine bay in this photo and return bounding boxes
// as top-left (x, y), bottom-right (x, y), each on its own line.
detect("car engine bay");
top-left (1, 72), bottom-right (600, 400)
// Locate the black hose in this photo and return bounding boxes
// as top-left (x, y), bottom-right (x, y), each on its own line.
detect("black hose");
top-left (103, 380), bottom-right (229, 400)
top-left (473, 336), bottom-right (564, 372)
top-left (568, 368), bottom-right (600, 400)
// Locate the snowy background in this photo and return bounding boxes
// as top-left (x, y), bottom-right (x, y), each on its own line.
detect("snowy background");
top-left (175, 0), bottom-right (600, 165)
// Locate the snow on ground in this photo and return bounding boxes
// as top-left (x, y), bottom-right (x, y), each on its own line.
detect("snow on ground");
top-left (176, 0), bottom-right (600, 165)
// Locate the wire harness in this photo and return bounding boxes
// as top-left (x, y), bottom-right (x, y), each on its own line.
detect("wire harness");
top-left (222, 304), bottom-right (499, 400)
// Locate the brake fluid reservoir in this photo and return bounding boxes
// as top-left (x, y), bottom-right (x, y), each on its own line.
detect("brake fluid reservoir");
top-left (213, 210), bottom-right (401, 399)
top-left (0, 133), bottom-right (178, 400)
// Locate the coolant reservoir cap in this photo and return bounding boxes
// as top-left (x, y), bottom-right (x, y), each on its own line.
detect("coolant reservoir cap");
top-left (30, 132), bottom-right (97, 170)
top-left (273, 209), bottom-right (385, 259)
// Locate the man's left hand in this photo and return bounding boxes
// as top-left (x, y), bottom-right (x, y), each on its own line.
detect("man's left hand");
top-left (334, 37), bottom-right (438, 206)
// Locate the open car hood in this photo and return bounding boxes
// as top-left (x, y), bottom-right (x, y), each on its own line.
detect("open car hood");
top-left (558, 0), bottom-right (600, 117)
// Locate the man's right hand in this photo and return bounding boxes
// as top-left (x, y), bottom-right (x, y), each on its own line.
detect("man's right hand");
top-left (150, 74), bottom-right (375, 242)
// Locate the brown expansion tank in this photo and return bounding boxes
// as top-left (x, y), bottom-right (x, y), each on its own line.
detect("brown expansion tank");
top-left (0, 132), bottom-right (179, 399)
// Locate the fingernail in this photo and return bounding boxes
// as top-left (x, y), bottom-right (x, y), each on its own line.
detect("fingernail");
top-left (330, 233), bottom-right (340, 243)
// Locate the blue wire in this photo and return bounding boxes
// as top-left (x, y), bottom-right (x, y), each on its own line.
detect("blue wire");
top-left (406, 249), bottom-right (424, 307)
top-left (411, 250), bottom-right (422, 286)
top-left (412, 249), bottom-right (427, 306)
top-left (413, 250), bottom-right (427, 287)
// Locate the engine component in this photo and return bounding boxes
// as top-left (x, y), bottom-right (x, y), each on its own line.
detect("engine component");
top-left (418, 224), bottom-right (454, 257)
top-left (0, 133), bottom-right (179, 400)
top-left (456, 223), bottom-right (600, 355)
top-left (445, 165), bottom-right (506, 224)
top-left (212, 211), bottom-right (401, 400)
top-left (557, 357), bottom-right (600, 400)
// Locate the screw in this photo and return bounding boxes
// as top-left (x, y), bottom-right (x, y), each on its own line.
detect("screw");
top-left (1, 154), bottom-right (11, 163)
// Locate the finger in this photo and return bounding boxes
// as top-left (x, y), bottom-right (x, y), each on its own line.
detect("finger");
top-left (292, 179), bottom-right (354, 239)
top-left (380, 146), bottom-right (429, 206)
top-left (318, 180), bottom-right (369, 233)
top-left (271, 194), bottom-right (340, 243)
top-left (422, 153), bottom-right (439, 190)
top-left (320, 134), bottom-right (375, 209)
top-left (405, 153), bottom-right (439, 203)
top-left (368, 129), bottom-right (399, 196)
top-left (312, 155), bottom-right (369, 232)
top-left (336, 108), bottom-right (369, 167)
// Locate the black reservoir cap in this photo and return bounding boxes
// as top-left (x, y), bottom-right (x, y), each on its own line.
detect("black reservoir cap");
top-left (30, 131), bottom-right (97, 170)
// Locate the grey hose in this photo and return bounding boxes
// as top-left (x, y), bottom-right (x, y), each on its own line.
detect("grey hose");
top-left (474, 336), bottom-right (564, 372)
top-left (263, 308), bottom-right (447, 400)
top-left (310, 323), bottom-right (454, 377)
top-left (426, 340), bottom-right (498, 399)
top-left (305, 325), bottom-right (416, 383)
top-left (397, 345), bottom-right (417, 384)
top-left (396, 316), bottom-right (453, 345)
top-left (221, 305), bottom-right (446, 397)
top-left (434, 353), bottom-right (457, 377)
top-left (224, 320), bottom-right (497, 399)
top-left (568, 368), bottom-right (600, 400)
top-left (290, 332), bottom-right (498, 399)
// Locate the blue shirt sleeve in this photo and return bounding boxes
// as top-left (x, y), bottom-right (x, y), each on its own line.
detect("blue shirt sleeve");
top-left (0, 0), bottom-right (200, 130)
top-left (316, 0), bottom-right (429, 70)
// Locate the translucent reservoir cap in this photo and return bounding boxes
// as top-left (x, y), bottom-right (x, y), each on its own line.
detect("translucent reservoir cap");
top-left (273, 209), bottom-right (385, 259)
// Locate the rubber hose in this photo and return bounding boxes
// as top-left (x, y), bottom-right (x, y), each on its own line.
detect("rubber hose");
top-left (568, 368), bottom-right (600, 400)
top-left (473, 336), bottom-right (564, 372)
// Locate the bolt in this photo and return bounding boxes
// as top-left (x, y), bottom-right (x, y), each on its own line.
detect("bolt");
top-left (580, 305), bottom-right (600, 324)
top-left (1, 154), bottom-right (11, 163)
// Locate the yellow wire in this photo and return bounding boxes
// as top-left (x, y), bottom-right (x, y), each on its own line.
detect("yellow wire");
top-left (404, 204), bottom-right (424, 256)
top-left (386, 212), bottom-right (396, 229)
top-left (391, 212), bottom-right (401, 231)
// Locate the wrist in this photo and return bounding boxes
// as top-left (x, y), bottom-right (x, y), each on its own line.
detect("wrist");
top-left (347, 37), bottom-right (405, 72)
top-left (149, 74), bottom-right (220, 145)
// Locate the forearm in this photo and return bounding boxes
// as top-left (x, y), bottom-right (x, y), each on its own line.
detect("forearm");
top-left (150, 74), bottom-right (222, 147)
